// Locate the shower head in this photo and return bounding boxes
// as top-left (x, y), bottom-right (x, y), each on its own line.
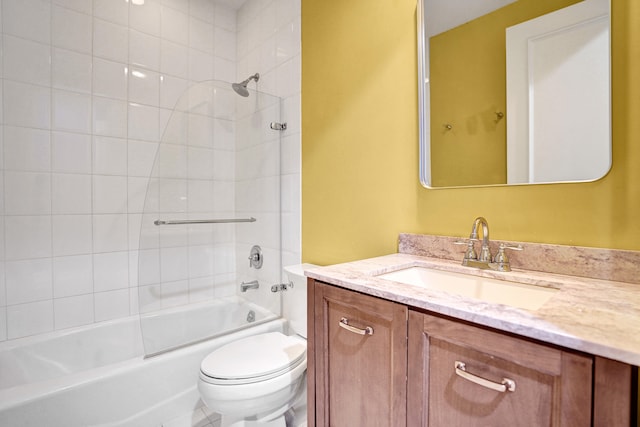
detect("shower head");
top-left (232, 73), bottom-right (260, 97)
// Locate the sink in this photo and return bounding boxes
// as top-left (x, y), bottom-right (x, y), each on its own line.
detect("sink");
top-left (377, 267), bottom-right (557, 310)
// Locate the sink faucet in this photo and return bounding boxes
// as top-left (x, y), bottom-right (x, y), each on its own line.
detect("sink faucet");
top-left (455, 217), bottom-right (523, 271)
top-left (454, 216), bottom-right (492, 269)
top-left (470, 216), bottom-right (491, 263)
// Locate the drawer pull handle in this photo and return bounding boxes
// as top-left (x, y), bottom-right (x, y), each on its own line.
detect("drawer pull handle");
top-left (454, 361), bottom-right (516, 393)
top-left (339, 317), bottom-right (374, 336)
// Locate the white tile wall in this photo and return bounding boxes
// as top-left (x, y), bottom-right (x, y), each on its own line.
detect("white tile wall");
top-left (54, 293), bottom-right (93, 330)
top-left (52, 6), bottom-right (92, 53)
top-left (52, 49), bottom-right (93, 94)
top-left (5, 258), bottom-right (53, 305)
top-left (93, 0), bottom-right (129, 25)
top-left (5, 216), bottom-right (52, 260)
top-left (236, 0), bottom-right (302, 273)
top-left (0, 0), bottom-right (301, 343)
top-left (53, 254), bottom-right (93, 297)
top-left (4, 81), bottom-right (51, 129)
top-left (4, 127), bottom-right (51, 172)
top-left (52, 131), bottom-right (92, 173)
top-left (93, 58), bottom-right (128, 100)
top-left (2, 0), bottom-right (52, 44)
top-left (52, 215), bottom-right (93, 256)
top-left (7, 300), bottom-right (54, 339)
top-left (3, 36), bottom-right (52, 86)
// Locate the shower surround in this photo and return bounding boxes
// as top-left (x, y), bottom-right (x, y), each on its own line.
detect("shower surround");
top-left (0, 0), bottom-right (301, 344)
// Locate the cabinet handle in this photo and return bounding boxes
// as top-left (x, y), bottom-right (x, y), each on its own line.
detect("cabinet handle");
top-left (454, 361), bottom-right (516, 393)
top-left (339, 317), bottom-right (374, 336)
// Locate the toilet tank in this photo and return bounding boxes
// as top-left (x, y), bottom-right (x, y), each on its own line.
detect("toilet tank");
top-left (283, 263), bottom-right (318, 339)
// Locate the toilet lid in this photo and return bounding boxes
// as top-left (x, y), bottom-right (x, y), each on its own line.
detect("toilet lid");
top-left (200, 332), bottom-right (306, 384)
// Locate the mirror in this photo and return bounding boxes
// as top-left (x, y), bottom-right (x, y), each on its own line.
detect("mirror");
top-left (418, 0), bottom-right (611, 188)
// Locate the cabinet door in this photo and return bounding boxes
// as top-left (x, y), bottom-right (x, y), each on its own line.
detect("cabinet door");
top-left (313, 281), bottom-right (407, 427)
top-left (408, 310), bottom-right (592, 426)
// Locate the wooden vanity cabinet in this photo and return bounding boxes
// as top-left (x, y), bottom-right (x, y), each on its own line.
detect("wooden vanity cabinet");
top-left (407, 309), bottom-right (593, 426)
top-left (308, 280), bottom-right (408, 427)
top-left (308, 279), bottom-right (637, 426)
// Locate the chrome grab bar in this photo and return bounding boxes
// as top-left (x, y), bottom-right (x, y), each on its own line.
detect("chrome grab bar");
top-left (454, 361), bottom-right (516, 393)
top-left (154, 217), bottom-right (256, 226)
top-left (338, 317), bottom-right (374, 336)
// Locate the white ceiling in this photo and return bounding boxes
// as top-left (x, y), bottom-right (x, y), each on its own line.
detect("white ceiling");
top-left (425, 0), bottom-right (518, 36)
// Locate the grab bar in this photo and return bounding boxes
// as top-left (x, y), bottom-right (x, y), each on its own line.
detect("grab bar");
top-left (154, 217), bottom-right (256, 226)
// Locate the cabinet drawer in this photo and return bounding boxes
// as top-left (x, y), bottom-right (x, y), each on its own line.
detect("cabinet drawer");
top-left (408, 310), bottom-right (593, 426)
top-left (313, 282), bottom-right (407, 427)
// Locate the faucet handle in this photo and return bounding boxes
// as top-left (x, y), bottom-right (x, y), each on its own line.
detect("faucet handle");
top-left (499, 242), bottom-right (523, 252)
top-left (248, 245), bottom-right (263, 269)
top-left (492, 244), bottom-right (523, 271)
top-left (454, 240), bottom-right (478, 264)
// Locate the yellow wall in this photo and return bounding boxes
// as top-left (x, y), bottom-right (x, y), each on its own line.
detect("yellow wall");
top-left (301, 0), bottom-right (640, 265)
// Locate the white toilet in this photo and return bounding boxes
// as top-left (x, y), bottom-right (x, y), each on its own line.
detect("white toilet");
top-left (198, 264), bottom-right (316, 427)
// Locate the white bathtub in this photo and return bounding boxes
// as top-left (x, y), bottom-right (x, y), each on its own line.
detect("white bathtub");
top-left (0, 297), bottom-right (284, 427)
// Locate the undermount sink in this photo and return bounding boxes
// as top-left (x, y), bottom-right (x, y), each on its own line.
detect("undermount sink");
top-left (377, 266), bottom-right (557, 311)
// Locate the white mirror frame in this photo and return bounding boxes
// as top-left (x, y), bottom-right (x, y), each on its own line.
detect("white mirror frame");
top-left (417, 0), bottom-right (431, 187)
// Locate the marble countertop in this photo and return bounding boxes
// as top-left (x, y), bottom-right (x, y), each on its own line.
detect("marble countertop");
top-left (305, 253), bottom-right (640, 366)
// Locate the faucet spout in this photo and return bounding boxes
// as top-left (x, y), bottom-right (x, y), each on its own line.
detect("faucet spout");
top-left (457, 217), bottom-right (521, 271)
top-left (470, 217), bottom-right (491, 262)
top-left (240, 280), bottom-right (259, 292)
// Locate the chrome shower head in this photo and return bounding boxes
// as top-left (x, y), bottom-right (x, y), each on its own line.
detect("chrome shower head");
top-left (232, 73), bottom-right (260, 97)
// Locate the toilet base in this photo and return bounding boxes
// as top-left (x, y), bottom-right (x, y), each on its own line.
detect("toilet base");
top-left (219, 394), bottom-right (294, 427)
top-left (218, 386), bottom-right (306, 427)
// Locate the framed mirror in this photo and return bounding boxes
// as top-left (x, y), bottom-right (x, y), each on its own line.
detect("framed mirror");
top-left (418, 0), bottom-right (611, 188)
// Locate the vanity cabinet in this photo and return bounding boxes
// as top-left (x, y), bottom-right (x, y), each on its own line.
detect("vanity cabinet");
top-left (407, 309), bottom-right (592, 426)
top-left (308, 280), bottom-right (408, 426)
top-left (307, 279), bottom-right (637, 427)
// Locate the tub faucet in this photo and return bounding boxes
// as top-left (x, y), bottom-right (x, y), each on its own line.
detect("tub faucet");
top-left (241, 280), bottom-right (259, 292)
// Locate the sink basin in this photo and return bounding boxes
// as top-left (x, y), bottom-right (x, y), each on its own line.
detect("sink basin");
top-left (377, 267), bottom-right (557, 310)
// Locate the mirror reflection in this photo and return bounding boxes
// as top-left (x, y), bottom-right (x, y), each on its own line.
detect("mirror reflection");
top-left (418, 0), bottom-right (611, 188)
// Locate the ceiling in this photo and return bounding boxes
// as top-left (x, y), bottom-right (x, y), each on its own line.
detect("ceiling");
top-left (425, 0), bottom-right (518, 36)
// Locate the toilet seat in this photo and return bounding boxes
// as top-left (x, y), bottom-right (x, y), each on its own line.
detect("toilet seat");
top-left (200, 332), bottom-right (306, 385)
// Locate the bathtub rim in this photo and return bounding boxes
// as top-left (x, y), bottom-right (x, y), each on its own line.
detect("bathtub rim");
top-left (0, 310), bottom-right (142, 354)
top-left (139, 295), bottom-right (279, 357)
top-left (0, 295), bottom-right (275, 356)
top-left (0, 317), bottom-right (287, 414)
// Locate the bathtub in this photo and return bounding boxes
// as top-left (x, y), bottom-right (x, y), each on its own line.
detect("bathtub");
top-left (0, 297), bottom-right (284, 427)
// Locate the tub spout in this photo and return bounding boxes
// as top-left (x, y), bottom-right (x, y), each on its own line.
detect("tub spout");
top-left (240, 280), bottom-right (259, 292)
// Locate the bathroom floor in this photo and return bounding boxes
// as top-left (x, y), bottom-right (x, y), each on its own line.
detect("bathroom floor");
top-left (161, 404), bottom-right (221, 427)
top-left (160, 400), bottom-right (308, 427)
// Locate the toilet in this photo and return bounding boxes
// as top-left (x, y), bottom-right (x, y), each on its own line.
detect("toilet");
top-left (198, 264), bottom-right (316, 427)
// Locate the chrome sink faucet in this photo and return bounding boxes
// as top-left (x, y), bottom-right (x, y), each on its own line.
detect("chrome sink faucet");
top-left (470, 216), bottom-right (491, 263)
top-left (455, 217), bottom-right (523, 271)
top-left (455, 216), bottom-right (492, 269)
